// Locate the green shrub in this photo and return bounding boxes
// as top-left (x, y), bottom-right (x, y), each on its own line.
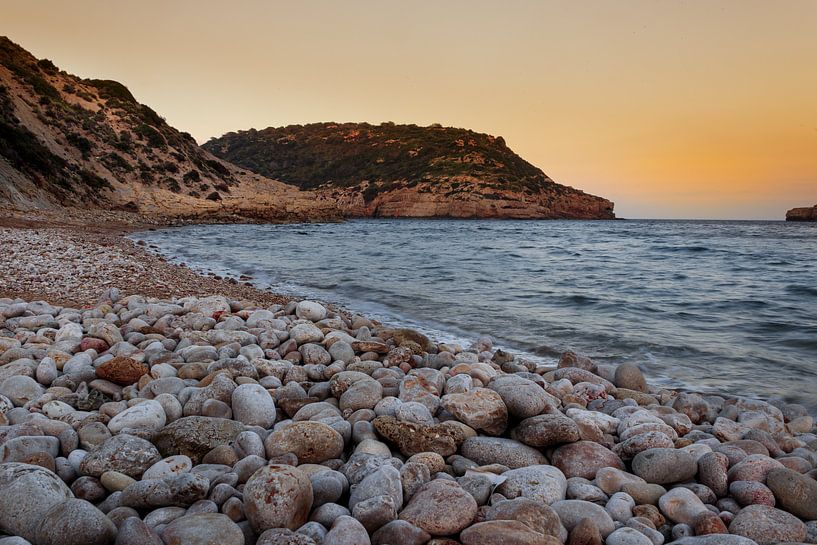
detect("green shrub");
top-left (66, 132), bottom-right (93, 158)
top-left (86, 79), bottom-right (136, 103)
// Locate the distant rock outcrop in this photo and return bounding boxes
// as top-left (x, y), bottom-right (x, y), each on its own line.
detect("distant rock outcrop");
top-left (786, 205), bottom-right (817, 222)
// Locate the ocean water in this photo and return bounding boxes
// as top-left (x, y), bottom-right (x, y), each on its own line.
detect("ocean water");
top-left (134, 219), bottom-right (817, 410)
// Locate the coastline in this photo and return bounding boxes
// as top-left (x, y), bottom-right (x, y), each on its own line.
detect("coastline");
top-left (2, 208), bottom-right (817, 544)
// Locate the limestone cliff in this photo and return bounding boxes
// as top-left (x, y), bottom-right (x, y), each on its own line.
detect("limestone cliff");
top-left (786, 205), bottom-right (817, 222)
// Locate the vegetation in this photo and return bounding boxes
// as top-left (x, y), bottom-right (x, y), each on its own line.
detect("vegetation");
top-left (203, 122), bottom-right (562, 199)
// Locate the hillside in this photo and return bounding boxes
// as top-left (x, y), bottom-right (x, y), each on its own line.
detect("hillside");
top-left (205, 123), bottom-right (615, 219)
top-left (0, 36), bottom-right (336, 221)
top-left (0, 36), bottom-right (614, 220)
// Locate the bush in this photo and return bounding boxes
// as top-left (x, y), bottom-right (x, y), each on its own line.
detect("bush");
top-left (135, 124), bottom-right (166, 149)
top-left (66, 132), bottom-right (93, 158)
top-left (86, 79), bottom-right (136, 103)
top-left (206, 191), bottom-right (222, 201)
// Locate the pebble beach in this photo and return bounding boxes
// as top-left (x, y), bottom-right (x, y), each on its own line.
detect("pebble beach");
top-left (1, 219), bottom-right (817, 545)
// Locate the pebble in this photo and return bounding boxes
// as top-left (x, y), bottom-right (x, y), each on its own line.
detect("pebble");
top-left (728, 504), bottom-right (807, 545)
top-left (161, 513), bottom-right (244, 545)
top-left (552, 441), bottom-right (624, 479)
top-left (231, 383), bottom-right (276, 428)
top-left (766, 466), bottom-right (817, 519)
top-left (461, 520), bottom-right (558, 545)
top-left (631, 448), bottom-right (697, 484)
top-left (1, 294), bottom-right (816, 545)
top-left (399, 479), bottom-right (478, 535)
top-left (244, 464), bottom-right (314, 532)
top-left (35, 498), bottom-right (117, 545)
top-left (0, 463), bottom-right (73, 542)
top-left (552, 500), bottom-right (616, 537)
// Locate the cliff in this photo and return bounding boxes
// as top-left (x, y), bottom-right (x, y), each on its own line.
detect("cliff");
top-left (204, 123), bottom-right (615, 219)
top-left (786, 205), bottom-right (817, 222)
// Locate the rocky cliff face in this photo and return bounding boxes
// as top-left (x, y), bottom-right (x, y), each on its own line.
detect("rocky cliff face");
top-left (786, 205), bottom-right (817, 222)
top-left (1, 36), bottom-right (614, 221)
top-left (204, 123), bottom-right (615, 219)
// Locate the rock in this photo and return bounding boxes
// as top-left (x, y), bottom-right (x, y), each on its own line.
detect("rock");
top-left (161, 513), bottom-right (244, 545)
top-left (340, 379), bottom-right (383, 411)
top-left (35, 498), bottom-right (116, 545)
top-left (551, 441), bottom-right (624, 479)
top-left (95, 357), bottom-right (148, 386)
top-left (100, 470), bottom-right (135, 492)
top-left (0, 463), bottom-right (73, 542)
top-left (80, 434), bottom-right (161, 478)
top-left (441, 388), bottom-right (508, 435)
top-left (460, 437), bottom-right (547, 469)
top-left (488, 375), bottom-right (555, 419)
top-left (614, 364), bottom-right (648, 392)
top-left (461, 520), bottom-right (558, 545)
top-left (0, 376), bottom-right (43, 406)
top-left (120, 473), bottom-right (209, 508)
top-left (143, 455), bottom-right (193, 480)
top-left (349, 465), bottom-right (403, 512)
top-left (766, 466), bottom-right (817, 520)
top-left (373, 416), bottom-right (461, 457)
top-left (154, 416), bottom-right (244, 463)
top-left (108, 400), bottom-right (166, 433)
top-left (728, 504), bottom-right (806, 545)
top-left (290, 323), bottom-right (325, 345)
top-left (606, 527), bottom-right (653, 545)
top-left (244, 465), bottom-right (313, 532)
top-left (324, 515), bottom-right (371, 545)
top-left (372, 520), bottom-right (430, 545)
top-left (231, 383), bottom-right (276, 428)
top-left (726, 454), bottom-right (783, 484)
top-left (697, 451), bottom-right (729, 498)
top-left (256, 529), bottom-right (317, 545)
top-left (265, 421), bottom-right (345, 463)
top-left (729, 480), bottom-right (775, 507)
top-left (300, 343), bottom-right (332, 365)
top-left (512, 414), bottom-right (581, 448)
top-left (495, 465), bottom-right (568, 505)
top-left (595, 467), bottom-right (645, 495)
top-left (296, 301), bottom-right (328, 322)
top-left (484, 497), bottom-right (566, 539)
top-left (567, 517), bottom-right (603, 545)
top-left (552, 500), bottom-right (616, 537)
top-left (399, 479), bottom-right (478, 535)
top-left (658, 487), bottom-right (708, 525)
top-left (632, 448), bottom-right (696, 484)
top-left (670, 537), bottom-right (760, 545)
top-left (115, 517), bottom-right (163, 545)
top-left (352, 494), bottom-right (398, 533)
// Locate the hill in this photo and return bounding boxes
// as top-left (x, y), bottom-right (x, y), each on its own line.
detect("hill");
top-left (0, 36), bottom-right (614, 221)
top-left (0, 36), bottom-right (335, 221)
top-left (204, 123), bottom-right (615, 219)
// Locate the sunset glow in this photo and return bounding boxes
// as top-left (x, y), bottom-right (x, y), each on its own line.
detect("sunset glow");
top-left (5, 0), bottom-right (816, 218)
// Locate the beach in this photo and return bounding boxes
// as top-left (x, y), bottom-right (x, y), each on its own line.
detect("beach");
top-left (1, 211), bottom-right (816, 545)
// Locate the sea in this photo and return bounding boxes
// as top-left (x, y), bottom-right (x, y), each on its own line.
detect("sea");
top-left (133, 219), bottom-right (817, 411)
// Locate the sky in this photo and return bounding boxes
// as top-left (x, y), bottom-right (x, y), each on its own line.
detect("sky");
top-left (3, 1), bottom-right (817, 219)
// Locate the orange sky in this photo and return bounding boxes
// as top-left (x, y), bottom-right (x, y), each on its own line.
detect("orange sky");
top-left (4, 0), bottom-right (817, 218)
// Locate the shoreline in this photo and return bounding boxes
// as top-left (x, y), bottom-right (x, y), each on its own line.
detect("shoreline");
top-left (3, 208), bottom-right (808, 412)
top-left (1, 209), bottom-right (816, 544)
